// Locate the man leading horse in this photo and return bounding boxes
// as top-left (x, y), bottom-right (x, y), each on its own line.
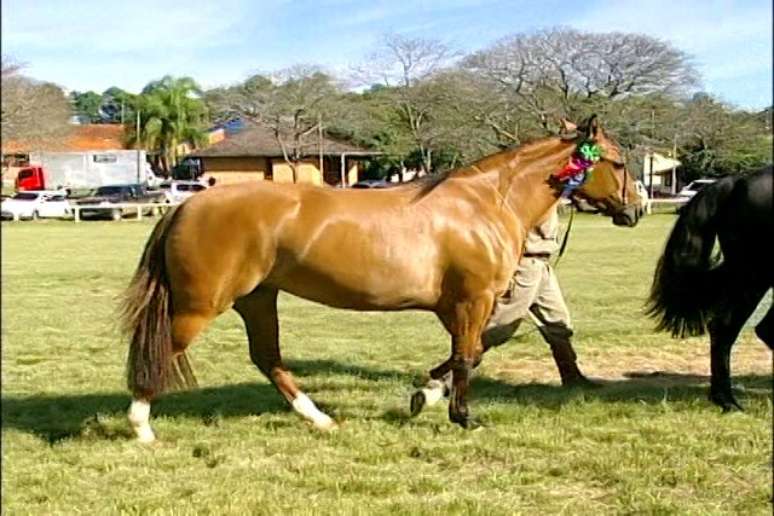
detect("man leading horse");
top-left (410, 204), bottom-right (594, 417)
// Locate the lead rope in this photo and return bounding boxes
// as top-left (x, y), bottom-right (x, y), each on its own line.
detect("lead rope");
top-left (552, 204), bottom-right (575, 268)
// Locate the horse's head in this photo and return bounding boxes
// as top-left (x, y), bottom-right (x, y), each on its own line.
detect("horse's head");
top-left (556, 116), bottom-right (640, 227)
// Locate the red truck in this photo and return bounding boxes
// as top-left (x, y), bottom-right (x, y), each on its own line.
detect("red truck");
top-left (15, 166), bottom-right (46, 191)
top-left (14, 150), bottom-right (154, 192)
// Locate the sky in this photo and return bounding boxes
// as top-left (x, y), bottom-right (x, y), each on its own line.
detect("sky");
top-left (2, 0), bottom-right (771, 110)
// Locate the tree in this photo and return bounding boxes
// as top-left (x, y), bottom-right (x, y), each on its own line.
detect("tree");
top-left (675, 94), bottom-right (772, 179)
top-left (352, 33), bottom-right (460, 173)
top-left (100, 86), bottom-right (136, 124)
top-left (207, 66), bottom-right (343, 181)
top-left (127, 76), bottom-right (208, 173)
top-left (70, 91), bottom-right (103, 123)
top-left (462, 28), bottom-right (699, 131)
top-left (1, 56), bottom-right (71, 144)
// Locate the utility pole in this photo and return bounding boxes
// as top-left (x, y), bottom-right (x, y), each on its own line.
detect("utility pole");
top-left (136, 110), bottom-right (141, 185)
top-left (671, 133), bottom-right (678, 195)
top-left (649, 153), bottom-right (654, 198)
top-left (318, 114), bottom-right (324, 183)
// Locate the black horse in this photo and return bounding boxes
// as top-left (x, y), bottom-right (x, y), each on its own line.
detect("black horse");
top-left (647, 166), bottom-right (773, 411)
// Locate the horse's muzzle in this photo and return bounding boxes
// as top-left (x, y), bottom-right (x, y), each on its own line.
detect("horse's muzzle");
top-left (612, 204), bottom-right (640, 227)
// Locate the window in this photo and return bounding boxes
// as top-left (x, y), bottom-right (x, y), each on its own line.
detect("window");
top-left (93, 154), bottom-right (118, 163)
top-left (18, 169), bottom-right (34, 179)
top-left (12, 193), bottom-right (39, 201)
top-left (176, 184), bottom-right (191, 192)
top-left (192, 184), bottom-right (206, 192)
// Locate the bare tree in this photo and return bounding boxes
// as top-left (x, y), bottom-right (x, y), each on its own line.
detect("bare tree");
top-left (462, 28), bottom-right (699, 130)
top-left (207, 66), bottom-right (342, 181)
top-left (352, 33), bottom-right (460, 173)
top-left (1, 56), bottom-right (72, 144)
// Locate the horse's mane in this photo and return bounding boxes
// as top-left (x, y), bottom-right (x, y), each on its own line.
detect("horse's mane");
top-left (408, 138), bottom-right (559, 200)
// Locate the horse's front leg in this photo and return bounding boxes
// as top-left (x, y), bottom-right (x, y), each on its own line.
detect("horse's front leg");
top-left (439, 293), bottom-right (495, 428)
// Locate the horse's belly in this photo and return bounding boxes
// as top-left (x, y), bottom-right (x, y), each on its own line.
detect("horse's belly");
top-left (267, 259), bottom-right (441, 311)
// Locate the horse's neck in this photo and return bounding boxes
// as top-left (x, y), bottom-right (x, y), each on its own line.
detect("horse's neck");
top-left (497, 141), bottom-right (575, 229)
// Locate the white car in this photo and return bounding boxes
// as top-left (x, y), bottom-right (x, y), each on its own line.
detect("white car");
top-left (159, 180), bottom-right (208, 204)
top-left (677, 179), bottom-right (717, 200)
top-left (1, 190), bottom-right (72, 220)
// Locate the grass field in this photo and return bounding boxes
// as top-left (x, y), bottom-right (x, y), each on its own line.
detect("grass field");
top-left (2, 213), bottom-right (771, 515)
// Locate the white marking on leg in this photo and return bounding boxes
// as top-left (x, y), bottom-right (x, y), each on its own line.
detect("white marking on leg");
top-left (422, 379), bottom-right (447, 407)
top-left (128, 399), bottom-right (156, 443)
top-left (291, 392), bottom-right (337, 431)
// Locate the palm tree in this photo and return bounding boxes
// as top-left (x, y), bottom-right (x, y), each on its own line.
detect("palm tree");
top-left (127, 76), bottom-right (208, 174)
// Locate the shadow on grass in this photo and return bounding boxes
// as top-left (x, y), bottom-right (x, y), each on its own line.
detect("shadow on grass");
top-left (3, 358), bottom-right (771, 443)
top-left (469, 370), bottom-right (772, 410)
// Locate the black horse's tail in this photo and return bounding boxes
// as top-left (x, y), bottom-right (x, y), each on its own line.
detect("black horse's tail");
top-left (119, 206), bottom-right (197, 397)
top-left (646, 177), bottom-right (738, 337)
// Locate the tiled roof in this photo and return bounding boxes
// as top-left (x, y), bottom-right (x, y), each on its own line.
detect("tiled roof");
top-left (188, 122), bottom-right (376, 158)
top-left (2, 124), bottom-right (127, 153)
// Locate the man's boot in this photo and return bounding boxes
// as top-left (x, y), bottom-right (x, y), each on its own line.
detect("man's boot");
top-left (540, 325), bottom-right (597, 387)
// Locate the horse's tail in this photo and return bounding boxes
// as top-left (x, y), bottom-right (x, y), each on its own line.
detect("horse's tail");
top-left (119, 206), bottom-right (197, 397)
top-left (646, 177), bottom-right (738, 337)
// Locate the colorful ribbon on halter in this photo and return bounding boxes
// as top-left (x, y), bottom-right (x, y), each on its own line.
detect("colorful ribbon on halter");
top-left (554, 141), bottom-right (602, 198)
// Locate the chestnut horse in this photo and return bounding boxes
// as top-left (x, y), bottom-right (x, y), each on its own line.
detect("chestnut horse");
top-left (121, 116), bottom-right (639, 442)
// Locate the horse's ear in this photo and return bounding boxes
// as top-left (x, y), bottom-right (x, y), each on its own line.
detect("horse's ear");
top-left (559, 118), bottom-right (577, 140)
top-left (583, 114), bottom-right (600, 141)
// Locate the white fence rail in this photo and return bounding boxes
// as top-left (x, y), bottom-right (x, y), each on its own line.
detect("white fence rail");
top-left (645, 198), bottom-right (688, 214)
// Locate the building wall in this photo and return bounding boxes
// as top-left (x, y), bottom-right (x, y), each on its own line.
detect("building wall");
top-left (201, 157), bottom-right (269, 185)
top-left (200, 156), bottom-right (364, 187)
top-left (271, 158), bottom-right (323, 186)
top-left (208, 171), bottom-right (266, 185)
top-left (347, 159), bottom-right (359, 187)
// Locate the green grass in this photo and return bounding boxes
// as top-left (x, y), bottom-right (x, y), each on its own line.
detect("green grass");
top-left (2, 214), bottom-right (771, 515)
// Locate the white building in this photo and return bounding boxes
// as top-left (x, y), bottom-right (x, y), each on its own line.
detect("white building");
top-left (642, 151), bottom-right (681, 196)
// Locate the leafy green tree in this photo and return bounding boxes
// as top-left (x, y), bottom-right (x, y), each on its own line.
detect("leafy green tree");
top-left (127, 76), bottom-right (208, 173)
top-left (70, 90), bottom-right (103, 123)
top-left (100, 86), bottom-right (136, 124)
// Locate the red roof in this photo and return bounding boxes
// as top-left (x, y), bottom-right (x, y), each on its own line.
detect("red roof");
top-left (3, 124), bottom-right (127, 153)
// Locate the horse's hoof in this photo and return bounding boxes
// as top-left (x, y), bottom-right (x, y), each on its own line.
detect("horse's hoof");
top-left (562, 375), bottom-right (601, 389)
top-left (410, 391), bottom-right (426, 417)
top-left (460, 417), bottom-right (484, 431)
top-left (451, 416), bottom-right (484, 431)
top-left (710, 391), bottom-right (744, 412)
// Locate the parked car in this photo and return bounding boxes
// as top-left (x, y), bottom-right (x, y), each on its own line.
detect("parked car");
top-left (676, 178), bottom-right (717, 200)
top-left (1, 190), bottom-right (72, 220)
top-left (75, 184), bottom-right (165, 220)
top-left (159, 180), bottom-right (208, 204)
top-left (351, 179), bottom-right (391, 189)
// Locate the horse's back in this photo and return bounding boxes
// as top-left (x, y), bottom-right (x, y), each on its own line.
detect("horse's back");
top-left (164, 181), bottom-right (449, 311)
top-left (718, 166), bottom-right (773, 283)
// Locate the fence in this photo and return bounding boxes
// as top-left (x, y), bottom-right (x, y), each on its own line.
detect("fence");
top-left (71, 202), bottom-right (178, 222)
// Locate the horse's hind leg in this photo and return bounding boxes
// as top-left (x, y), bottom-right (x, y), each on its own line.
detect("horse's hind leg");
top-left (708, 285), bottom-right (767, 411)
top-left (234, 288), bottom-right (336, 431)
top-left (128, 310), bottom-right (213, 443)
